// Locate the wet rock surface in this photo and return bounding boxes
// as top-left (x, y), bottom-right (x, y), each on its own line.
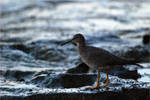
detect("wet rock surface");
top-left (67, 62), bottom-right (141, 80)
top-left (1, 88), bottom-right (150, 100)
top-left (0, 0), bottom-right (150, 100)
top-left (1, 63), bottom-right (150, 100)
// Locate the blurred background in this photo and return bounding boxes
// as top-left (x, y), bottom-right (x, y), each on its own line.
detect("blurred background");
top-left (0, 0), bottom-right (150, 98)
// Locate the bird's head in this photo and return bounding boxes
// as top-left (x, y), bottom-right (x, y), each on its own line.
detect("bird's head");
top-left (61, 34), bottom-right (85, 46)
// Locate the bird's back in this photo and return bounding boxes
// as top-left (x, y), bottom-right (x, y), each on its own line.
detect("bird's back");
top-left (78, 45), bottom-right (136, 68)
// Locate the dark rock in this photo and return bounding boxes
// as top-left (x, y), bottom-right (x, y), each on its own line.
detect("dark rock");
top-left (109, 67), bottom-right (141, 80)
top-left (11, 44), bottom-right (30, 53)
top-left (67, 62), bottom-right (141, 80)
top-left (1, 88), bottom-right (149, 100)
top-left (143, 34), bottom-right (150, 45)
top-left (3, 70), bottom-right (34, 81)
top-left (31, 74), bottom-right (46, 83)
top-left (18, 78), bottom-right (25, 82)
top-left (27, 88), bottom-right (149, 100)
top-left (31, 73), bottom-right (96, 88)
top-left (67, 63), bottom-right (89, 73)
top-left (33, 70), bottom-right (52, 77)
top-left (61, 74), bottom-right (96, 88)
top-left (123, 46), bottom-right (150, 62)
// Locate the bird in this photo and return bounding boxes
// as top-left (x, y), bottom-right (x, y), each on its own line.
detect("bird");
top-left (61, 34), bottom-right (143, 89)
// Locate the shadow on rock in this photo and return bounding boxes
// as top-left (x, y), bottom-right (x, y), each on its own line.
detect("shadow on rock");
top-left (67, 62), bottom-right (141, 80)
top-left (61, 74), bottom-right (96, 88)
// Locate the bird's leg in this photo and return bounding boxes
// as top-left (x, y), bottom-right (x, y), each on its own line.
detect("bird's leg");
top-left (100, 72), bottom-right (109, 88)
top-left (105, 72), bottom-right (109, 87)
top-left (88, 70), bottom-right (100, 89)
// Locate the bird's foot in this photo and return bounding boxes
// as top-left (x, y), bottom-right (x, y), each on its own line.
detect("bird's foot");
top-left (100, 85), bottom-right (105, 88)
top-left (101, 85), bottom-right (109, 89)
top-left (86, 85), bottom-right (109, 90)
top-left (87, 84), bottom-right (108, 90)
top-left (106, 83), bottom-right (109, 87)
top-left (100, 84), bottom-right (109, 88)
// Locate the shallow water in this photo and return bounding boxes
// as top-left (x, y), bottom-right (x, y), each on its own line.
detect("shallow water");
top-left (0, 0), bottom-right (150, 97)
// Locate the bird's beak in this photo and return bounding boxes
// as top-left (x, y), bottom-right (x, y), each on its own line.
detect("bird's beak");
top-left (60, 39), bottom-right (73, 46)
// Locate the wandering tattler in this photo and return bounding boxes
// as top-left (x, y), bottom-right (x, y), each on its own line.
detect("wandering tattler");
top-left (61, 34), bottom-right (143, 89)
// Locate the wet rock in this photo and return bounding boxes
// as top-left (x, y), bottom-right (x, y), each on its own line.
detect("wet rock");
top-left (11, 44), bottom-right (31, 53)
top-left (1, 67), bottom-right (150, 100)
top-left (67, 63), bottom-right (89, 73)
top-left (1, 88), bottom-right (149, 100)
top-left (25, 88), bottom-right (150, 100)
top-left (31, 72), bottom-right (60, 88)
top-left (109, 67), bottom-right (141, 80)
top-left (31, 72), bottom-right (96, 88)
top-left (31, 74), bottom-right (46, 83)
top-left (18, 79), bottom-right (25, 82)
top-left (67, 62), bottom-right (141, 80)
top-left (3, 70), bottom-right (34, 81)
top-left (30, 62), bottom-right (141, 89)
top-left (123, 45), bottom-right (150, 62)
top-left (61, 74), bottom-right (96, 88)
top-left (143, 34), bottom-right (150, 45)
top-left (33, 70), bottom-right (52, 77)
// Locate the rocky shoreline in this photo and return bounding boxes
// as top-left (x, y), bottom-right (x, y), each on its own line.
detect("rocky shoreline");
top-left (1, 88), bottom-right (149, 100)
top-left (1, 63), bottom-right (150, 100)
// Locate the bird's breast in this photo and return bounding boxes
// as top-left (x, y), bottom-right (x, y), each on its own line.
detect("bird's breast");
top-left (78, 48), bottom-right (96, 68)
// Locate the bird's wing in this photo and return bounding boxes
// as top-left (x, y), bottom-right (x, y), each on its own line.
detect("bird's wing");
top-left (86, 46), bottom-right (130, 66)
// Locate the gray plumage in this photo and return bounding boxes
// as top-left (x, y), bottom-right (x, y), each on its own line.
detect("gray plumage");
top-left (61, 34), bottom-right (142, 70)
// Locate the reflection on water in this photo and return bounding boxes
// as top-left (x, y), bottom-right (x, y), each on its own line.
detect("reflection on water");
top-left (0, 0), bottom-right (150, 97)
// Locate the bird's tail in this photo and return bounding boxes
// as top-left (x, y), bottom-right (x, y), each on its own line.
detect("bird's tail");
top-left (122, 58), bottom-right (144, 68)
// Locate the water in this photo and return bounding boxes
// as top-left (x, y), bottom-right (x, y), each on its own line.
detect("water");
top-left (0, 0), bottom-right (150, 97)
